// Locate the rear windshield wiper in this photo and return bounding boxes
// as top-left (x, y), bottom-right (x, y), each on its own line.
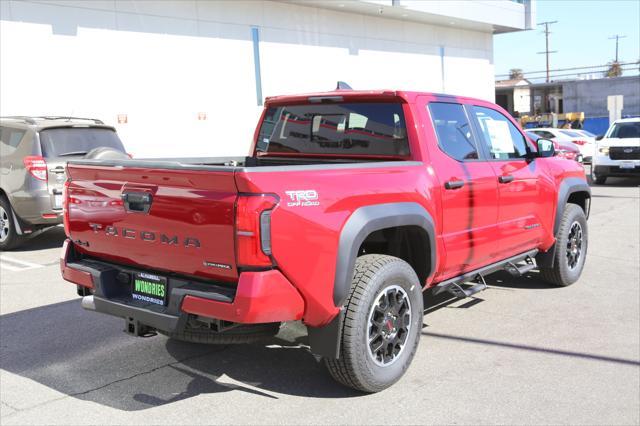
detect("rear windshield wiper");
top-left (57, 151), bottom-right (88, 157)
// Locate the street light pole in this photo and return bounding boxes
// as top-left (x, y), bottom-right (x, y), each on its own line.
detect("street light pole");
top-left (609, 35), bottom-right (626, 62)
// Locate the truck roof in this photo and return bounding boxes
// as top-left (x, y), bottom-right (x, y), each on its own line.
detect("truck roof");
top-left (613, 117), bottom-right (640, 123)
top-left (264, 90), bottom-right (478, 105)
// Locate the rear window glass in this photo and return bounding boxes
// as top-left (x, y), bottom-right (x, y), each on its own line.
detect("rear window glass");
top-left (530, 130), bottom-right (556, 139)
top-left (39, 127), bottom-right (125, 157)
top-left (256, 103), bottom-right (410, 157)
top-left (559, 130), bottom-right (582, 138)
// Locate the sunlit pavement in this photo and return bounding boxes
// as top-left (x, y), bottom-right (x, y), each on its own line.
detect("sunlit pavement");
top-left (1, 174), bottom-right (638, 425)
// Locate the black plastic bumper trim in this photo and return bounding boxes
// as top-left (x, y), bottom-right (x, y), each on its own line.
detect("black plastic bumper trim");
top-left (93, 296), bottom-right (180, 333)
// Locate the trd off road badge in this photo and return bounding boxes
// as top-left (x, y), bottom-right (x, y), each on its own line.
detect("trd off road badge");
top-left (285, 190), bottom-right (320, 207)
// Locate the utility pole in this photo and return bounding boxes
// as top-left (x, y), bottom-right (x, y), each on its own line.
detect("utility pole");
top-left (537, 21), bottom-right (558, 83)
top-left (609, 34), bottom-right (626, 62)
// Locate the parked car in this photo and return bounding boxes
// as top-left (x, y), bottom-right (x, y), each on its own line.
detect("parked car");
top-left (557, 129), bottom-right (595, 162)
top-left (525, 130), bottom-right (583, 162)
top-left (574, 129), bottom-right (597, 139)
top-left (527, 127), bottom-right (593, 162)
top-left (60, 90), bottom-right (590, 393)
top-left (591, 117), bottom-right (640, 184)
top-left (0, 116), bottom-right (128, 249)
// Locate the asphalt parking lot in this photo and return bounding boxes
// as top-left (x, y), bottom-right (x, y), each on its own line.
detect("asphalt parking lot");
top-left (1, 173), bottom-right (639, 425)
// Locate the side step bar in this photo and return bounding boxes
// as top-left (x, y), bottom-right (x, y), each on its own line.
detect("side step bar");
top-left (445, 276), bottom-right (487, 298)
top-left (432, 249), bottom-right (539, 298)
top-left (504, 257), bottom-right (536, 277)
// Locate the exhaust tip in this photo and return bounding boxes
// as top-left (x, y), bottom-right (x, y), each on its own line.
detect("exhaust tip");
top-left (81, 295), bottom-right (96, 311)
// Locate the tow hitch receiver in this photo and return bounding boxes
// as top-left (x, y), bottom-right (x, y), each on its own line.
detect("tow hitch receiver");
top-left (125, 317), bottom-right (157, 337)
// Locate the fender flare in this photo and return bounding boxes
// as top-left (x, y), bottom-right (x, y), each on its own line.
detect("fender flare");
top-left (553, 177), bottom-right (591, 234)
top-left (308, 202), bottom-right (436, 358)
top-left (537, 177), bottom-right (591, 268)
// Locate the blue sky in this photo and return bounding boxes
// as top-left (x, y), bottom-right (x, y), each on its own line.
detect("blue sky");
top-left (494, 0), bottom-right (640, 80)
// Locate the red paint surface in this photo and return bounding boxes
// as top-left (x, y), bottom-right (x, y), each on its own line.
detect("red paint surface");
top-left (60, 240), bottom-right (93, 288)
top-left (181, 270), bottom-right (304, 323)
top-left (65, 166), bottom-right (238, 282)
top-left (64, 90), bottom-right (588, 327)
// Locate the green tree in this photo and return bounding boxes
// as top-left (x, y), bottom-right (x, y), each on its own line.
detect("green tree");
top-left (605, 61), bottom-right (622, 78)
top-left (509, 68), bottom-right (524, 80)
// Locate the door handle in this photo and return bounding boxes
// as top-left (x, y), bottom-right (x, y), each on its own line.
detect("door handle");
top-left (122, 192), bottom-right (153, 213)
top-left (499, 175), bottom-right (514, 184)
top-left (444, 180), bottom-right (465, 190)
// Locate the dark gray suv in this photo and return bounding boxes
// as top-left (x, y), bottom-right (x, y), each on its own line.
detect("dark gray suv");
top-left (0, 116), bottom-right (127, 250)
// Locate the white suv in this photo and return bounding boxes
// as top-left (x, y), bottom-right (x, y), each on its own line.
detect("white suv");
top-left (591, 117), bottom-right (640, 184)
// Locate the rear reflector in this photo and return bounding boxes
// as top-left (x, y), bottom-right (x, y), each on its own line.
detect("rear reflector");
top-left (23, 156), bottom-right (47, 181)
top-left (572, 140), bottom-right (587, 146)
top-left (41, 214), bottom-right (57, 219)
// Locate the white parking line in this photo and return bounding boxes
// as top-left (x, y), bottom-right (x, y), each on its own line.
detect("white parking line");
top-left (0, 255), bottom-right (44, 272)
top-left (1, 262), bottom-right (24, 272)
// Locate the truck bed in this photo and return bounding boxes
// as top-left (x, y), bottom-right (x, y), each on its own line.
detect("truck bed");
top-left (65, 156), bottom-right (415, 285)
top-left (69, 155), bottom-right (383, 171)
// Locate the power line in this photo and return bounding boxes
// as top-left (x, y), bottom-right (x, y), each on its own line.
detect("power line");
top-left (541, 66), bottom-right (639, 80)
top-left (609, 34), bottom-right (627, 62)
top-left (496, 61), bottom-right (640, 77)
top-left (536, 21), bottom-right (558, 83)
top-left (496, 67), bottom-right (639, 83)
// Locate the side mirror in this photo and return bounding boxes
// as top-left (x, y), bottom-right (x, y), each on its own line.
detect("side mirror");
top-left (595, 134), bottom-right (604, 141)
top-left (536, 138), bottom-right (555, 158)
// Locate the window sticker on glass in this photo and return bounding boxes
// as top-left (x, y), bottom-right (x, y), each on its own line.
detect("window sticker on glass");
top-left (485, 119), bottom-right (515, 156)
top-left (312, 116), bottom-right (322, 133)
top-left (349, 113), bottom-right (368, 129)
top-left (279, 113), bottom-right (291, 139)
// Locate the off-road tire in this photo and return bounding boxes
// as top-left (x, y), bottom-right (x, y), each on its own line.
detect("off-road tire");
top-left (325, 254), bottom-right (423, 393)
top-left (159, 322), bottom-right (281, 344)
top-left (539, 203), bottom-right (588, 286)
top-left (0, 196), bottom-right (25, 251)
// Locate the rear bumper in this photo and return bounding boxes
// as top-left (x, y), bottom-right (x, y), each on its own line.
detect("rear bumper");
top-left (10, 190), bottom-right (62, 225)
top-left (60, 240), bottom-right (305, 333)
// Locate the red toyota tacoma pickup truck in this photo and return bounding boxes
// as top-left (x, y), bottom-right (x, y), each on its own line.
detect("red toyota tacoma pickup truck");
top-left (61, 90), bottom-right (590, 392)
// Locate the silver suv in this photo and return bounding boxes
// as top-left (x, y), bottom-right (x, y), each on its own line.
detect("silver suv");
top-left (0, 116), bottom-right (127, 250)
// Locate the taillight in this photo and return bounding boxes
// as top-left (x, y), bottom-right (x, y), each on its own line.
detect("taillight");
top-left (62, 178), bottom-right (71, 237)
top-left (235, 194), bottom-right (278, 268)
top-left (23, 156), bottom-right (47, 181)
top-left (572, 140), bottom-right (587, 146)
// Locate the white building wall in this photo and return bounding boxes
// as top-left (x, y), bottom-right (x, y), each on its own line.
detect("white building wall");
top-left (513, 86), bottom-right (531, 114)
top-left (399, 0), bottom-right (529, 30)
top-left (0, 0), bottom-right (494, 158)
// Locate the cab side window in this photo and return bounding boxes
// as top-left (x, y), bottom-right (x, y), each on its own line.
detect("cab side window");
top-left (428, 102), bottom-right (478, 161)
top-left (472, 106), bottom-right (529, 160)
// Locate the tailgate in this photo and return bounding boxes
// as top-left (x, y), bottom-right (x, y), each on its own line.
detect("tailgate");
top-left (65, 162), bottom-right (239, 282)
